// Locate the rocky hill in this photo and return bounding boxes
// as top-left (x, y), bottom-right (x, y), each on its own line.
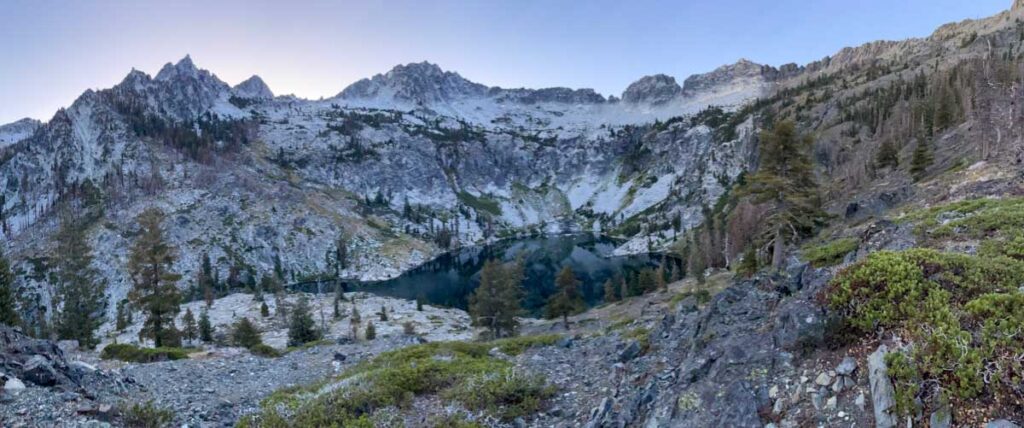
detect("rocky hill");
top-left (5, 1), bottom-right (1024, 427)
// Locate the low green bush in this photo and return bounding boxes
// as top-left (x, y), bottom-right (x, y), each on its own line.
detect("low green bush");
top-left (122, 400), bottom-right (174, 428)
top-left (248, 343), bottom-right (282, 358)
top-left (101, 344), bottom-right (189, 363)
top-left (240, 338), bottom-right (558, 427)
top-left (801, 238), bottom-right (859, 267)
top-left (825, 248), bottom-right (1024, 416)
top-left (904, 197), bottom-right (1024, 240)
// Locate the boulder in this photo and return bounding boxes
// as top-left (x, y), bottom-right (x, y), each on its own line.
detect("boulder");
top-left (618, 340), bottom-right (642, 363)
top-left (836, 356), bottom-right (857, 376)
top-left (23, 355), bottom-right (60, 387)
top-left (986, 421), bottom-right (1021, 428)
top-left (868, 345), bottom-right (897, 428)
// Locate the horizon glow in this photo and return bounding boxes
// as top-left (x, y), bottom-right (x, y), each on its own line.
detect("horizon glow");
top-left (0, 0), bottom-right (1011, 124)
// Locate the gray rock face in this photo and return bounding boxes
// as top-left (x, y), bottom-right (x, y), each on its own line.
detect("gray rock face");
top-left (868, 345), bottom-right (898, 428)
top-left (0, 326), bottom-right (78, 389)
top-left (987, 420), bottom-right (1021, 428)
top-left (232, 75), bottom-right (274, 99)
top-left (621, 74), bottom-right (682, 105)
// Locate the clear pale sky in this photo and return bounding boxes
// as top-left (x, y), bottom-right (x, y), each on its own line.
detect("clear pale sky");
top-left (0, 0), bottom-right (1012, 124)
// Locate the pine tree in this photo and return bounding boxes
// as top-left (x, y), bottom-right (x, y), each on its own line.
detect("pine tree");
top-left (909, 140), bottom-right (933, 182)
top-left (468, 259), bottom-right (524, 339)
top-left (198, 309), bottom-right (213, 342)
top-left (287, 296), bottom-right (320, 346)
top-left (127, 208), bottom-right (183, 347)
top-left (545, 266), bottom-right (585, 328)
top-left (416, 297), bottom-right (424, 312)
top-left (232, 317), bottom-right (262, 349)
top-left (365, 321), bottom-right (376, 340)
top-left (53, 214), bottom-right (105, 349)
top-left (181, 308), bottom-right (198, 344)
top-left (379, 305), bottom-right (388, 321)
top-left (619, 276), bottom-right (630, 300)
top-left (115, 300), bottom-right (130, 332)
top-left (0, 248), bottom-right (20, 326)
top-left (875, 139), bottom-right (900, 170)
top-left (199, 252), bottom-right (215, 306)
top-left (637, 269), bottom-right (657, 293)
top-left (261, 301), bottom-right (271, 318)
top-left (602, 279), bottom-right (619, 303)
top-left (740, 121), bottom-right (825, 269)
top-left (655, 258), bottom-right (668, 291)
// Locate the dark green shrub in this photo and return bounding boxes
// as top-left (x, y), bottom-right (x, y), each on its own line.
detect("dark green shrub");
top-left (122, 400), bottom-right (174, 428)
top-left (100, 344), bottom-right (188, 363)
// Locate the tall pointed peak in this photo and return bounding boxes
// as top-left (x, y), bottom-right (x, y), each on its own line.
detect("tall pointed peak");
top-left (156, 54), bottom-right (200, 81)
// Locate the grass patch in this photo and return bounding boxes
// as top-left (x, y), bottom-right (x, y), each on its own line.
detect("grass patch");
top-left (801, 238), bottom-right (859, 268)
top-left (239, 338), bottom-right (558, 427)
top-left (623, 326), bottom-right (651, 354)
top-left (457, 191), bottom-right (502, 216)
top-left (101, 344), bottom-right (189, 363)
top-left (669, 289), bottom-right (712, 309)
top-left (825, 248), bottom-right (1024, 417)
top-left (122, 400), bottom-right (174, 428)
top-left (902, 197), bottom-right (1024, 240)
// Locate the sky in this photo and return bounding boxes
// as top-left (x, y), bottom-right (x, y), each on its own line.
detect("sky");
top-left (0, 0), bottom-right (1012, 124)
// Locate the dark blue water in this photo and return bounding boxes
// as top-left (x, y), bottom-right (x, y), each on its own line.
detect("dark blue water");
top-left (344, 235), bottom-right (659, 315)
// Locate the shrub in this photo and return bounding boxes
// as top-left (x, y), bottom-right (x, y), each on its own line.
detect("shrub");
top-left (244, 338), bottom-right (558, 426)
top-left (122, 400), bottom-right (174, 428)
top-left (825, 248), bottom-right (1024, 417)
top-left (100, 344), bottom-right (188, 363)
top-left (248, 343), bottom-right (282, 358)
top-left (232, 318), bottom-right (263, 349)
top-left (801, 238), bottom-right (858, 268)
top-left (365, 322), bottom-right (376, 340)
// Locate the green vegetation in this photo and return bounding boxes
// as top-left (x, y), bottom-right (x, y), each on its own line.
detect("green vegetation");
top-left (128, 208), bottom-right (183, 348)
top-left (469, 259), bottom-right (524, 339)
top-left (623, 326), bottom-right (651, 354)
top-left (287, 296), bottom-right (321, 346)
top-left (739, 120), bottom-right (826, 269)
top-left (0, 248), bottom-right (20, 326)
top-left (904, 197), bottom-right (1024, 240)
top-left (100, 344), bottom-right (189, 363)
top-left (238, 338), bottom-right (557, 427)
top-left (122, 400), bottom-right (174, 428)
top-left (545, 266), bottom-right (586, 328)
top-left (53, 213), bottom-right (106, 348)
top-left (825, 248), bottom-right (1024, 416)
top-left (801, 238), bottom-right (859, 268)
top-left (669, 289), bottom-right (712, 309)
top-left (457, 191), bottom-right (502, 217)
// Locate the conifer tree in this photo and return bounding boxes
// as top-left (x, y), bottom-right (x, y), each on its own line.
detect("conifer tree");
top-left (365, 321), bottom-right (376, 340)
top-left (0, 248), bottom-right (20, 326)
top-left (875, 140), bottom-right (900, 170)
top-left (287, 296), bottom-right (320, 346)
top-left (181, 308), bottom-right (198, 344)
top-left (261, 301), bottom-right (271, 318)
top-left (545, 266), bottom-right (585, 328)
top-left (128, 208), bottom-right (182, 347)
top-left (910, 140), bottom-right (934, 182)
top-left (468, 259), bottom-right (524, 339)
top-left (198, 309), bottom-right (213, 342)
top-left (53, 214), bottom-right (105, 349)
top-left (741, 121), bottom-right (825, 269)
top-left (416, 297), bottom-right (424, 312)
top-left (379, 305), bottom-right (388, 321)
top-left (115, 300), bottom-right (130, 332)
top-left (602, 279), bottom-right (619, 302)
top-left (232, 317), bottom-right (262, 348)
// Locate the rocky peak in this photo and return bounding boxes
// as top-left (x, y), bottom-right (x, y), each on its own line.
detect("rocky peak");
top-left (1015, 0), bottom-right (1024, 11)
top-left (155, 55), bottom-right (200, 82)
top-left (232, 75), bottom-right (274, 99)
top-left (682, 58), bottom-right (770, 97)
top-left (621, 74), bottom-right (682, 105)
top-left (0, 118), bottom-right (42, 147)
top-left (338, 61), bottom-right (488, 105)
